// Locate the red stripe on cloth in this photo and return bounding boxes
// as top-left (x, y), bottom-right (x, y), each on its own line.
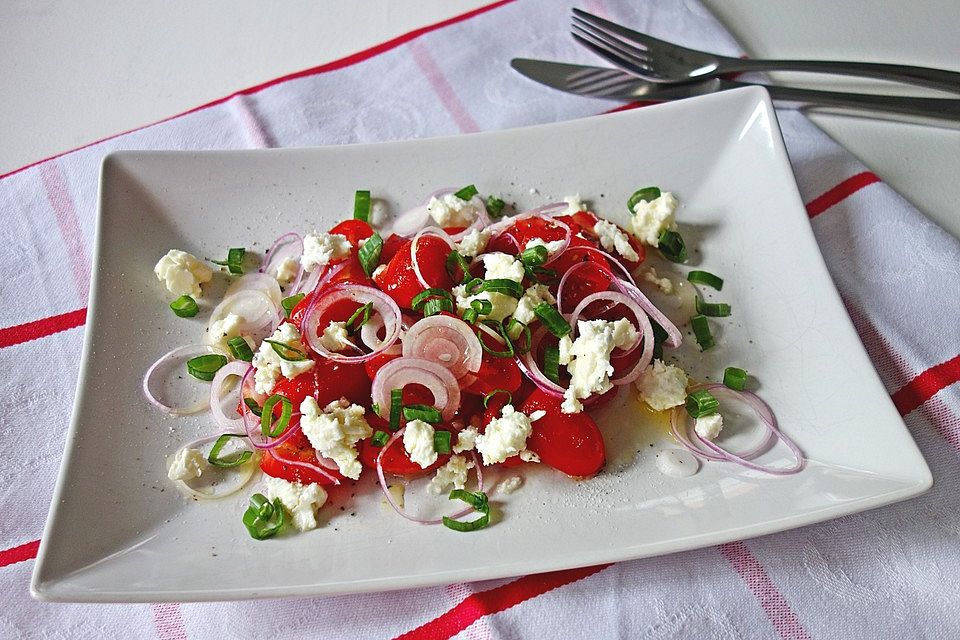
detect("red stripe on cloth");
top-left (151, 603), bottom-right (188, 640)
top-left (409, 40), bottom-right (480, 134)
top-left (892, 353), bottom-right (960, 417)
top-left (602, 100), bottom-right (658, 114)
top-left (0, 539), bottom-right (40, 568)
top-left (39, 162), bottom-right (92, 301)
top-left (805, 171), bottom-right (880, 219)
top-left (394, 564), bottom-right (610, 640)
top-left (0, 0), bottom-right (515, 182)
top-left (719, 541), bottom-right (811, 640)
top-left (0, 308), bottom-right (86, 349)
top-left (918, 395), bottom-right (960, 454)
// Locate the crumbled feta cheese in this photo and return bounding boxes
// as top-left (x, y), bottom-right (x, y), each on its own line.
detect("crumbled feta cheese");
top-left (453, 425), bottom-right (479, 453)
top-left (519, 449), bottom-right (540, 463)
top-left (640, 266), bottom-right (674, 294)
top-left (427, 193), bottom-right (479, 228)
top-left (403, 419), bottom-right (438, 469)
top-left (301, 232), bottom-right (352, 272)
top-left (630, 192), bottom-right (679, 246)
top-left (475, 404), bottom-right (543, 465)
top-left (273, 256), bottom-right (300, 286)
top-left (695, 413), bottom-right (724, 440)
top-left (318, 320), bottom-right (355, 352)
top-left (525, 237), bottom-right (566, 255)
top-left (498, 476), bottom-right (523, 495)
top-left (510, 284), bottom-right (556, 337)
top-left (455, 228), bottom-right (492, 258)
top-left (561, 319), bottom-right (639, 413)
top-left (263, 476), bottom-right (328, 532)
top-left (636, 359), bottom-right (689, 411)
top-left (483, 252), bottom-right (526, 281)
top-left (563, 193), bottom-right (587, 214)
top-left (594, 219), bottom-right (640, 262)
top-left (558, 334), bottom-right (574, 365)
top-left (167, 447), bottom-right (207, 482)
top-left (453, 252), bottom-right (525, 322)
top-left (299, 397), bottom-right (372, 480)
top-left (206, 312), bottom-right (249, 356)
top-left (251, 322), bottom-right (315, 394)
top-left (154, 249), bottom-right (212, 298)
top-left (427, 455), bottom-right (476, 494)
top-left (372, 264), bottom-right (387, 280)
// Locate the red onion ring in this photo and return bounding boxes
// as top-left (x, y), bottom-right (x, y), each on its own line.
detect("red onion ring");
top-left (302, 284), bottom-right (402, 363)
top-left (208, 289), bottom-right (281, 343)
top-left (568, 290), bottom-right (646, 355)
top-left (371, 357), bottom-right (461, 421)
top-left (143, 344), bottom-right (217, 415)
top-left (260, 232), bottom-right (304, 292)
top-left (410, 227), bottom-right (455, 290)
top-left (518, 327), bottom-right (566, 397)
top-left (209, 360), bottom-right (251, 431)
top-left (240, 367), bottom-right (303, 451)
top-left (670, 384), bottom-right (803, 474)
top-left (224, 272), bottom-right (284, 307)
top-left (402, 315), bottom-right (483, 379)
top-left (376, 428), bottom-right (483, 524)
top-left (489, 210), bottom-right (572, 265)
top-left (268, 446), bottom-right (341, 486)
top-left (486, 202), bottom-right (567, 236)
top-left (168, 433), bottom-right (259, 500)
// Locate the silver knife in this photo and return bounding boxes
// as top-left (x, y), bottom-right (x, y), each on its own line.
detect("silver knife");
top-left (511, 58), bottom-right (960, 120)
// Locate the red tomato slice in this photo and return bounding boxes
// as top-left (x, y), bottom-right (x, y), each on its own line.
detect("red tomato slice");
top-left (328, 219), bottom-right (373, 248)
top-left (272, 358), bottom-right (372, 411)
top-left (521, 389), bottom-right (605, 477)
top-left (464, 351), bottom-right (522, 397)
top-left (374, 235), bottom-right (453, 309)
top-left (380, 233), bottom-right (408, 263)
top-left (364, 349), bottom-right (402, 382)
top-left (488, 216), bottom-right (567, 254)
top-left (550, 237), bottom-right (614, 311)
top-left (358, 414), bottom-right (451, 477)
top-left (259, 429), bottom-right (346, 486)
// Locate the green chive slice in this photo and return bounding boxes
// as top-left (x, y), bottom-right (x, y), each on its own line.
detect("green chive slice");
top-left (695, 297), bottom-right (732, 317)
top-left (242, 493), bottom-right (284, 540)
top-left (442, 490), bottom-right (491, 532)
top-left (208, 433), bottom-right (254, 468)
top-left (453, 184), bottom-right (479, 201)
top-left (480, 279), bottom-right (524, 299)
top-left (486, 196), bottom-right (506, 219)
top-left (371, 430), bottom-right (389, 447)
top-left (534, 303), bottom-right (571, 338)
top-left (686, 389), bottom-right (720, 418)
top-left (434, 430), bottom-right (452, 454)
top-left (423, 297), bottom-right (454, 317)
top-left (446, 250), bottom-right (471, 283)
top-left (354, 190), bottom-right (371, 222)
top-left (281, 293), bottom-right (305, 318)
top-left (243, 397), bottom-right (263, 417)
top-left (687, 270), bottom-right (724, 290)
top-left (212, 247), bottom-right (245, 274)
top-left (723, 367), bottom-right (748, 391)
top-left (477, 320), bottom-right (514, 358)
top-left (543, 345), bottom-right (561, 384)
top-left (346, 302), bottom-right (374, 334)
top-left (690, 314), bottom-right (715, 351)
top-left (263, 339), bottom-right (308, 361)
top-left (170, 295), bottom-right (199, 318)
top-left (411, 288), bottom-right (453, 311)
top-left (628, 186), bottom-right (661, 212)
top-left (403, 404), bottom-right (442, 424)
top-left (260, 394), bottom-right (293, 438)
top-left (482, 389), bottom-right (512, 408)
top-left (358, 231), bottom-right (383, 276)
top-left (519, 245), bottom-right (548, 267)
top-left (187, 354), bottom-right (228, 381)
top-left (389, 388), bottom-right (403, 431)
top-left (227, 336), bottom-right (253, 361)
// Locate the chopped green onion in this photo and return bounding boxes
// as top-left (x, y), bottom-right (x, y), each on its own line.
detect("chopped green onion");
top-left (695, 297), bottom-right (732, 318)
top-left (687, 270), bottom-right (724, 290)
top-left (346, 302), bottom-right (374, 334)
top-left (723, 367), bottom-right (748, 391)
top-left (506, 319), bottom-right (531, 355)
top-left (483, 389), bottom-right (512, 408)
top-left (242, 493), bottom-right (284, 540)
top-left (462, 308), bottom-right (479, 324)
top-left (445, 250), bottom-right (471, 283)
top-left (353, 189), bottom-right (371, 222)
top-left (412, 288), bottom-right (453, 311)
top-left (651, 319), bottom-right (668, 360)
top-left (260, 394), bottom-right (293, 438)
top-left (471, 298), bottom-right (493, 315)
top-left (434, 430), bottom-right (452, 454)
top-left (627, 186), bottom-right (661, 212)
top-left (543, 345), bottom-right (561, 384)
top-left (480, 279), bottom-right (523, 299)
top-left (227, 336), bottom-right (253, 361)
top-left (686, 389), bottom-right (720, 418)
top-left (389, 388), bottom-right (403, 431)
top-left (371, 403), bottom-right (381, 417)
top-left (186, 354), bottom-right (228, 381)
top-left (263, 339), bottom-right (308, 361)
top-left (530, 265), bottom-right (557, 283)
top-left (243, 397), bottom-right (262, 417)
top-left (211, 247), bottom-right (245, 274)
top-left (519, 244), bottom-right (548, 267)
top-left (534, 303), bottom-right (571, 338)
top-left (442, 490), bottom-right (490, 532)
top-left (207, 433), bottom-right (254, 468)
top-left (371, 430), bottom-right (389, 447)
top-left (423, 297), bottom-right (454, 317)
top-left (477, 320), bottom-right (514, 358)
top-left (453, 184), bottom-right (479, 201)
top-left (486, 195), bottom-right (506, 219)
top-left (658, 230), bottom-right (687, 263)
top-left (690, 314), bottom-right (715, 351)
top-left (281, 293), bottom-right (305, 318)
top-left (403, 404), bottom-right (442, 424)
top-left (464, 277), bottom-right (485, 295)
top-left (170, 295), bottom-right (199, 318)
top-left (358, 231), bottom-right (383, 276)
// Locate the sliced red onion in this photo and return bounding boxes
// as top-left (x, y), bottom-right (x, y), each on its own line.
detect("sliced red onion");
top-left (569, 290), bottom-right (646, 355)
top-left (391, 204), bottom-right (431, 237)
top-left (376, 428), bottom-right (483, 524)
top-left (371, 357), bottom-right (461, 421)
top-left (224, 272), bottom-right (283, 307)
top-left (518, 327), bottom-right (566, 397)
top-left (269, 446), bottom-right (341, 486)
top-left (360, 315), bottom-right (386, 350)
top-left (671, 384), bottom-right (803, 474)
top-left (208, 289), bottom-right (281, 343)
top-left (260, 232), bottom-right (304, 292)
top-left (410, 227), bottom-right (455, 290)
top-left (143, 344), bottom-right (217, 415)
top-left (209, 360), bottom-right (251, 431)
top-left (302, 284), bottom-right (402, 363)
top-left (240, 367), bottom-right (303, 451)
top-left (168, 433), bottom-right (259, 500)
top-left (402, 315), bottom-right (483, 379)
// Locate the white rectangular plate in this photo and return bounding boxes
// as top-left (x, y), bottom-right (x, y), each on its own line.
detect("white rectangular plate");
top-left (32, 87), bottom-right (932, 602)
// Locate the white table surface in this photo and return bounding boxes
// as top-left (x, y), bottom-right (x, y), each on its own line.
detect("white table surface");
top-left (2, 0), bottom-right (958, 237)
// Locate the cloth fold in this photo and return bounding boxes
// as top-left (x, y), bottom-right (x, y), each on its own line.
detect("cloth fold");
top-left (1, 1), bottom-right (958, 638)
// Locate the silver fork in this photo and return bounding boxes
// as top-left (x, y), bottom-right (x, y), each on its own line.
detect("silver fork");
top-left (571, 8), bottom-right (960, 94)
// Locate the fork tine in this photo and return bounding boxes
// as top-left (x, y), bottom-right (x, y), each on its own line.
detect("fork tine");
top-left (571, 20), bottom-right (654, 67)
top-left (570, 32), bottom-right (653, 79)
top-left (571, 7), bottom-right (674, 51)
top-left (571, 25), bottom-right (660, 77)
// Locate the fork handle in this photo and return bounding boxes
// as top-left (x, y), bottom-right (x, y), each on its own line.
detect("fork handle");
top-left (725, 80), bottom-right (960, 119)
top-left (721, 58), bottom-right (960, 94)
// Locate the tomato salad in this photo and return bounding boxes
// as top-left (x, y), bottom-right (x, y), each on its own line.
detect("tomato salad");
top-left (148, 185), bottom-right (804, 540)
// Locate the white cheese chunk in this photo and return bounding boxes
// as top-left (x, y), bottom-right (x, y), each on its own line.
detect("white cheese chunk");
top-left (640, 266), bottom-right (674, 294)
top-left (525, 237), bottom-right (566, 255)
top-left (427, 193), bottom-right (479, 228)
top-left (403, 419), bottom-right (438, 469)
top-left (206, 312), bottom-right (246, 356)
top-left (510, 284), bottom-right (556, 337)
top-left (636, 359), bottom-right (689, 411)
top-left (455, 228), bottom-right (492, 258)
top-left (263, 476), bottom-right (328, 532)
top-left (475, 404), bottom-right (544, 465)
top-left (318, 320), bottom-right (355, 352)
top-left (630, 192), bottom-right (679, 246)
top-left (498, 476), bottom-right (523, 495)
top-left (154, 249), bottom-right (212, 298)
top-left (561, 319), bottom-right (639, 413)
top-left (695, 413), bottom-right (724, 440)
top-left (299, 397), bottom-right (372, 480)
top-left (301, 232), bottom-right (352, 272)
top-left (594, 219), bottom-right (640, 262)
top-left (453, 425), bottom-right (479, 453)
top-left (273, 256), bottom-right (300, 286)
top-left (563, 193), bottom-right (587, 214)
top-left (167, 447), bottom-right (207, 482)
top-left (251, 322), bottom-right (315, 395)
top-left (453, 252), bottom-right (525, 322)
top-left (427, 454), bottom-right (476, 494)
